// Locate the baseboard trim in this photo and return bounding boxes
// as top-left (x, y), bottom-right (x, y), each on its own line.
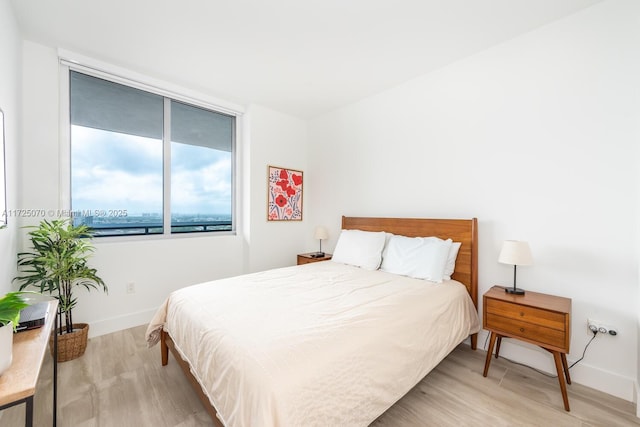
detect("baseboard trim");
top-left (87, 308), bottom-right (157, 339)
top-left (476, 330), bottom-right (635, 402)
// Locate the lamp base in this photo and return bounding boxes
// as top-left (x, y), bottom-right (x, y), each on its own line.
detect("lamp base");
top-left (505, 287), bottom-right (525, 295)
top-left (310, 252), bottom-right (325, 258)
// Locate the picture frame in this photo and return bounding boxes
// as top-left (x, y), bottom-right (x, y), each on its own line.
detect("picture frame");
top-left (267, 165), bottom-right (303, 221)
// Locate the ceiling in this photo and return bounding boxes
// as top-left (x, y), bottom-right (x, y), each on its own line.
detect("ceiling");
top-left (10, 0), bottom-right (601, 118)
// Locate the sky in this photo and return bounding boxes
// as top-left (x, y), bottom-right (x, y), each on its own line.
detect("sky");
top-left (71, 125), bottom-right (232, 219)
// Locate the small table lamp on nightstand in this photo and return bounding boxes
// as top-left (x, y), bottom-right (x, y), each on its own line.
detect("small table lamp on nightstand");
top-left (313, 226), bottom-right (329, 258)
top-left (498, 240), bottom-right (533, 295)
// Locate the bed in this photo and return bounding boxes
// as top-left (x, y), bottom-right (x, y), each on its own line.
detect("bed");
top-left (146, 216), bottom-right (480, 426)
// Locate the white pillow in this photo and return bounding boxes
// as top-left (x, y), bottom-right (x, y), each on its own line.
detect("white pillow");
top-left (331, 229), bottom-right (386, 270)
top-left (443, 242), bottom-right (462, 281)
top-left (381, 232), bottom-right (395, 261)
top-left (380, 235), bottom-right (453, 282)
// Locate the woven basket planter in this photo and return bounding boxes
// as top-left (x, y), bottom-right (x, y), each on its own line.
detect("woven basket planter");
top-left (49, 323), bottom-right (89, 362)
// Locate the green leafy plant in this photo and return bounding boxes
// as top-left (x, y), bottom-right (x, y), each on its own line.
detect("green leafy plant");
top-left (14, 218), bottom-right (107, 335)
top-left (0, 292), bottom-right (29, 331)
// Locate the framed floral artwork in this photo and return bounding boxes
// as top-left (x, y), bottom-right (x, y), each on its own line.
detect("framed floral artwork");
top-left (267, 165), bottom-right (303, 221)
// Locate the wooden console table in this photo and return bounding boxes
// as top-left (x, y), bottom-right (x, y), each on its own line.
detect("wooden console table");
top-left (0, 299), bottom-right (58, 426)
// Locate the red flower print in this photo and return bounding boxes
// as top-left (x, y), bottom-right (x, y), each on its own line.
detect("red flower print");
top-left (285, 186), bottom-right (296, 197)
top-left (292, 174), bottom-right (302, 186)
top-left (279, 169), bottom-right (288, 180)
top-left (277, 179), bottom-right (289, 190)
top-left (275, 194), bottom-right (288, 207)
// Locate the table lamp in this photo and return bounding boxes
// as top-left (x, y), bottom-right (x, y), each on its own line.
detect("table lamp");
top-left (313, 226), bottom-right (328, 257)
top-left (498, 240), bottom-right (533, 295)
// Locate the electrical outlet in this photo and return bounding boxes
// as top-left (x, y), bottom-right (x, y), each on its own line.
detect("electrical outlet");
top-left (126, 282), bottom-right (136, 294)
top-left (587, 319), bottom-right (618, 336)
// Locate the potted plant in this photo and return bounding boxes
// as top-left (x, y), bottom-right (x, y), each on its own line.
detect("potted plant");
top-left (0, 292), bottom-right (29, 375)
top-left (14, 218), bottom-right (107, 362)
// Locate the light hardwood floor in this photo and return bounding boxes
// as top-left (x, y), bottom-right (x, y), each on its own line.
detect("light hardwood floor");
top-left (1, 325), bottom-right (638, 426)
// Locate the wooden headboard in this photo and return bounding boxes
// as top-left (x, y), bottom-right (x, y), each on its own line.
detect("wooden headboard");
top-left (341, 216), bottom-right (478, 310)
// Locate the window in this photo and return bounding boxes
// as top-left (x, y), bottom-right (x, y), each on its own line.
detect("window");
top-left (69, 70), bottom-right (235, 237)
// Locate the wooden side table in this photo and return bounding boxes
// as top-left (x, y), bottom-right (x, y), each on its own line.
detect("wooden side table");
top-left (297, 252), bottom-right (332, 265)
top-left (482, 286), bottom-right (571, 411)
top-left (0, 299), bottom-right (58, 426)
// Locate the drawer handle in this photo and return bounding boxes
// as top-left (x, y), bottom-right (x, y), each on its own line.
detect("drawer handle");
top-left (519, 327), bottom-right (525, 333)
top-left (520, 312), bottom-right (525, 317)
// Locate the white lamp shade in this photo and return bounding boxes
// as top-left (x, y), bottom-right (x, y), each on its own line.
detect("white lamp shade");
top-left (314, 226), bottom-right (329, 240)
top-left (498, 240), bottom-right (533, 266)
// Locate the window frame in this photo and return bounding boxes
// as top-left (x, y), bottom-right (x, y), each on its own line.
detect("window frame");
top-left (59, 57), bottom-right (242, 240)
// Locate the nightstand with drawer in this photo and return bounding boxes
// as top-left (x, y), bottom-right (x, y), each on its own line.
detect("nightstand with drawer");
top-left (482, 286), bottom-right (572, 411)
top-left (297, 252), bottom-right (332, 265)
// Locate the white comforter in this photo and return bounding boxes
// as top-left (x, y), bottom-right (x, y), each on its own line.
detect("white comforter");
top-left (146, 261), bottom-right (480, 427)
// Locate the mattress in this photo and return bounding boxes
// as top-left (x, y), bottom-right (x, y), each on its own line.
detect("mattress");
top-left (146, 261), bottom-right (480, 426)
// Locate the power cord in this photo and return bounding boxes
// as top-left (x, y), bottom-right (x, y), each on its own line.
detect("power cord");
top-left (568, 330), bottom-right (597, 369)
top-left (483, 329), bottom-right (598, 378)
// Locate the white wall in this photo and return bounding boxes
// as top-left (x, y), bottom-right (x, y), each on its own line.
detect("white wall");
top-left (245, 104), bottom-right (309, 273)
top-left (19, 41), bottom-right (309, 337)
top-left (637, 135), bottom-right (640, 414)
top-left (308, 0), bottom-right (640, 401)
top-left (0, 0), bottom-right (21, 296)
top-left (637, 50), bottom-right (640, 414)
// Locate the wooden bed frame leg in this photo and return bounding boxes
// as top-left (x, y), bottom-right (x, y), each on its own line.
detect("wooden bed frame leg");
top-left (470, 333), bottom-right (478, 350)
top-left (161, 330), bottom-right (169, 366)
